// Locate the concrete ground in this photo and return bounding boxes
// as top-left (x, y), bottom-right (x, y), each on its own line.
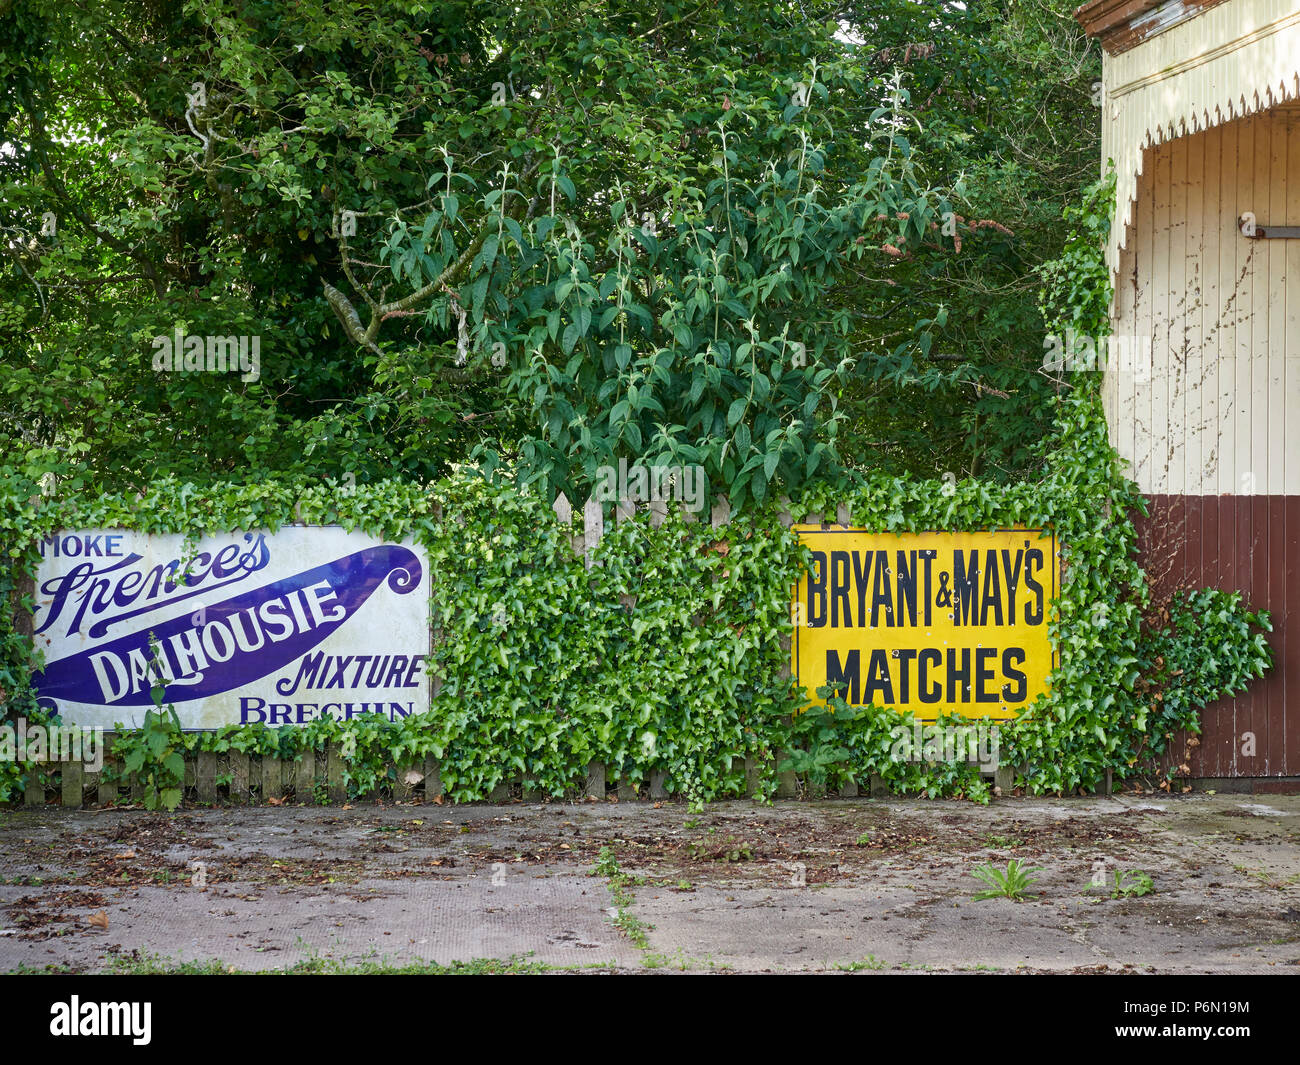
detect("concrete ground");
top-left (1, 794), bottom-right (1298, 973)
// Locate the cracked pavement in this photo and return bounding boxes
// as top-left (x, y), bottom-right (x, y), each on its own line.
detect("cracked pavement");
top-left (2, 793), bottom-right (1298, 973)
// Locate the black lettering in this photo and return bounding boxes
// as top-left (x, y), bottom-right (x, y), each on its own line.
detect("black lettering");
top-left (1002, 647), bottom-right (1027, 702)
top-left (975, 646), bottom-right (998, 702)
top-left (862, 649), bottom-right (895, 705)
top-left (871, 550), bottom-right (893, 627)
top-left (831, 551), bottom-right (852, 627)
top-left (953, 551), bottom-right (979, 626)
top-left (918, 648), bottom-right (941, 703)
top-left (980, 550), bottom-right (1003, 626)
top-left (1000, 549), bottom-right (1023, 625)
top-left (921, 551), bottom-right (934, 626)
top-left (895, 648), bottom-right (917, 703)
top-left (807, 552), bottom-right (827, 628)
top-left (1023, 549), bottom-right (1045, 624)
top-left (946, 647), bottom-right (972, 703)
top-left (896, 550), bottom-right (918, 626)
top-left (826, 649), bottom-right (860, 704)
top-left (852, 550), bottom-right (871, 627)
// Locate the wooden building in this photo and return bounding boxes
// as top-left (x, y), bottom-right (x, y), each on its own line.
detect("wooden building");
top-left (1077, 0), bottom-right (1300, 785)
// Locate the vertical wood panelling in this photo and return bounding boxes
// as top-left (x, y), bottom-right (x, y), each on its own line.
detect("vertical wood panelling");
top-left (1202, 123), bottom-right (1221, 490)
top-left (1185, 124), bottom-right (1205, 499)
top-left (1118, 104), bottom-right (1297, 779)
top-left (1099, 0), bottom-right (1300, 275)
top-left (1142, 497), bottom-right (1292, 778)
top-left (1286, 496), bottom-right (1300, 774)
top-left (1218, 119), bottom-right (1238, 495)
top-left (1151, 141), bottom-right (1171, 493)
top-left (1169, 133), bottom-right (1188, 498)
top-left (1113, 112), bottom-right (1297, 498)
top-left (1287, 118), bottom-right (1300, 500)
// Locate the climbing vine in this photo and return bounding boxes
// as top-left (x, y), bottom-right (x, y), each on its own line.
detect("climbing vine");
top-left (0, 174), bottom-right (1273, 806)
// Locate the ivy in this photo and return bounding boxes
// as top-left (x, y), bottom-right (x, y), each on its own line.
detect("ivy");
top-left (114, 681), bottom-right (187, 811)
top-left (0, 175), bottom-right (1273, 806)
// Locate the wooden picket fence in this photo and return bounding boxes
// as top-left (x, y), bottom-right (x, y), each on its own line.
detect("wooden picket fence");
top-left (7, 493), bottom-right (1013, 808)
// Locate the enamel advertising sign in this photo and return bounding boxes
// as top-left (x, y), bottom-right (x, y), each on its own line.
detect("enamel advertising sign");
top-left (791, 527), bottom-right (1059, 721)
top-left (30, 528), bottom-right (430, 730)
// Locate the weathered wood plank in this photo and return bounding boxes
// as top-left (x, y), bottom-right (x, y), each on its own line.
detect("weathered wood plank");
top-left (393, 763), bottom-right (415, 802)
top-left (327, 744), bottom-right (346, 802)
top-left (582, 495), bottom-right (603, 569)
top-left (230, 751), bottom-right (250, 803)
top-left (776, 753), bottom-right (797, 798)
top-left (196, 750), bottom-right (217, 803)
top-left (294, 750), bottom-right (315, 802)
top-left (423, 757), bottom-right (443, 800)
top-left (585, 761), bottom-right (605, 800)
top-left (97, 754), bottom-right (118, 807)
top-left (261, 755), bottom-right (284, 802)
top-left (61, 761), bottom-right (83, 809)
top-left (24, 766), bottom-right (43, 807)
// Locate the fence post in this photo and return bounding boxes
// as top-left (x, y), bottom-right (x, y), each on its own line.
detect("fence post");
top-left (583, 494), bottom-right (603, 570)
top-left (585, 760), bottom-right (605, 801)
top-left (294, 750), bottom-right (315, 801)
top-left (262, 754), bottom-right (284, 803)
top-left (327, 744), bottom-right (346, 802)
top-left (423, 756), bottom-right (442, 800)
top-left (24, 766), bottom-right (42, 807)
top-left (230, 751), bottom-right (250, 803)
top-left (554, 491), bottom-right (584, 557)
top-left (710, 494), bottom-right (730, 529)
top-left (393, 763), bottom-right (414, 802)
top-left (61, 762), bottom-right (83, 809)
top-left (196, 750), bottom-right (217, 803)
top-left (98, 735), bottom-right (118, 806)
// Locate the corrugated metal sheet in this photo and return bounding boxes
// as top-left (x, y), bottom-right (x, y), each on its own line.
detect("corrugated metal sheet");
top-left (1099, 0), bottom-right (1300, 276)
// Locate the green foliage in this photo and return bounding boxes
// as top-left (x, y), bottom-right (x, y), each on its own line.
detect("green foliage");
top-left (1, 0), bottom-right (956, 509)
top-left (1143, 589), bottom-right (1273, 729)
top-left (114, 680), bottom-right (186, 811)
top-left (1107, 869), bottom-right (1153, 899)
top-left (1036, 168), bottom-right (1116, 340)
top-left (0, 160), bottom-right (1276, 808)
top-left (971, 858), bottom-right (1040, 901)
top-left (0, 396), bottom-right (1276, 805)
top-left (831, 0), bottom-right (1105, 480)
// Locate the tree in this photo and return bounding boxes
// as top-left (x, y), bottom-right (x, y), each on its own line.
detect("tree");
top-left (2, 0), bottom-right (1096, 503)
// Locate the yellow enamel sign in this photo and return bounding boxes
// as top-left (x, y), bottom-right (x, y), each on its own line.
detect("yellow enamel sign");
top-left (791, 527), bottom-right (1058, 720)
